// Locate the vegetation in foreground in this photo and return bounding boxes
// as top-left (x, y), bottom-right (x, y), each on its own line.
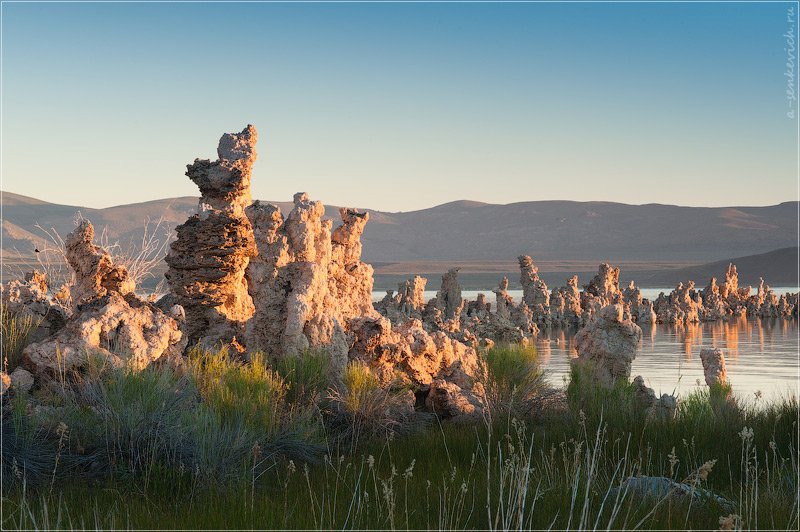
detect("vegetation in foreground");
top-left (1, 309), bottom-right (798, 530)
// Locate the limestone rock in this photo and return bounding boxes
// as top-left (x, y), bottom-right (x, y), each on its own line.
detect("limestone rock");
top-left (1, 270), bottom-right (68, 342)
top-left (426, 379), bottom-right (483, 422)
top-left (436, 268), bottom-right (463, 320)
top-left (719, 264), bottom-right (738, 299)
top-left (469, 314), bottom-right (528, 345)
top-left (574, 304), bottom-right (641, 387)
top-left (400, 276), bottom-right (427, 315)
top-left (9, 367), bottom-right (34, 395)
top-left (622, 280), bottom-right (642, 307)
top-left (549, 275), bottom-right (583, 326)
top-left (584, 263), bottom-right (621, 302)
top-left (493, 277), bottom-right (514, 320)
top-left (349, 316), bottom-right (485, 419)
top-left (613, 476), bottom-right (734, 511)
top-left (465, 293), bottom-right (491, 319)
top-left (637, 299), bottom-right (657, 324)
top-left (699, 347), bottom-right (728, 388)
top-left (187, 124), bottom-right (257, 217)
top-left (375, 276), bottom-right (428, 322)
top-left (632, 375), bottom-right (677, 419)
top-left (22, 292), bottom-right (186, 377)
top-left (165, 126), bottom-right (259, 346)
top-left (66, 220), bottom-right (135, 307)
top-left (519, 256), bottom-right (550, 323)
top-left (7, 220), bottom-right (188, 383)
top-left (244, 194), bottom-right (376, 370)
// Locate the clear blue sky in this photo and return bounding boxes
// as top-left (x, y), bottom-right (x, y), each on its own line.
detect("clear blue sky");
top-left (2, 1), bottom-right (798, 211)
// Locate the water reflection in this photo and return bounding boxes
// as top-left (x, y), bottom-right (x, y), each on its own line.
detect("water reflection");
top-left (681, 323), bottom-right (702, 359)
top-left (536, 318), bottom-right (798, 401)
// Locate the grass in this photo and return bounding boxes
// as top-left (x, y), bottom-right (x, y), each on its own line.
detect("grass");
top-left (189, 347), bottom-right (288, 433)
top-left (1, 303), bottom-right (41, 371)
top-left (482, 343), bottom-right (552, 422)
top-left (273, 348), bottom-right (331, 403)
top-left (2, 343), bottom-right (798, 530)
top-left (326, 361), bottom-right (417, 450)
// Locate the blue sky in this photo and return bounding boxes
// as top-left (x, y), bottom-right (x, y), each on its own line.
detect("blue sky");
top-left (2, 1), bottom-right (797, 211)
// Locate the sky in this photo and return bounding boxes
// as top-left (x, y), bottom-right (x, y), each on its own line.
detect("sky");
top-left (2, 1), bottom-right (798, 212)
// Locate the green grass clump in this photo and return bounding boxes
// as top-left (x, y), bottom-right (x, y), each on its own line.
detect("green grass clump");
top-left (189, 347), bottom-right (287, 434)
top-left (339, 361), bottom-right (381, 413)
top-left (566, 362), bottom-right (644, 426)
top-left (1, 303), bottom-right (40, 370)
top-left (483, 343), bottom-right (550, 420)
top-left (326, 361), bottom-right (414, 448)
top-left (273, 349), bottom-right (331, 403)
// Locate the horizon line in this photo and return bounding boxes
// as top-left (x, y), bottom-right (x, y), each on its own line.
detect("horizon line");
top-left (2, 189), bottom-right (798, 214)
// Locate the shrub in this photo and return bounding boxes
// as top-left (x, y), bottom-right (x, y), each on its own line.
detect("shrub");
top-left (1, 394), bottom-right (59, 489)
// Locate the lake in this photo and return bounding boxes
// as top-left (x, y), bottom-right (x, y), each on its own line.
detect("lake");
top-left (372, 287), bottom-right (800, 402)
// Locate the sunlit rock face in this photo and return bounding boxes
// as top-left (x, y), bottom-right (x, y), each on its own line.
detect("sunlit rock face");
top-left (1, 270), bottom-right (67, 342)
top-left (162, 125), bottom-right (484, 419)
top-left (519, 255), bottom-right (550, 324)
top-left (573, 303), bottom-right (642, 387)
top-left (654, 281), bottom-right (702, 324)
top-left (245, 195), bottom-right (377, 373)
top-left (700, 277), bottom-right (728, 321)
top-left (374, 268), bottom-right (538, 350)
top-left (649, 262), bottom-right (797, 324)
top-left (348, 315), bottom-right (486, 422)
top-left (580, 263), bottom-right (622, 323)
top-left (374, 275), bottom-right (427, 323)
top-left (22, 221), bottom-right (185, 378)
top-left (156, 124), bottom-right (797, 420)
top-left (584, 263), bottom-right (621, 302)
top-left (699, 347), bottom-right (728, 388)
top-left (23, 292), bottom-right (186, 376)
top-left (400, 276), bottom-right (428, 315)
top-left (165, 126), bottom-right (258, 347)
top-left (66, 220), bottom-right (135, 308)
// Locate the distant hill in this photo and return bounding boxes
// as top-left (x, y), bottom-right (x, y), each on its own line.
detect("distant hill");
top-left (638, 247), bottom-right (799, 288)
top-left (2, 192), bottom-right (797, 283)
top-left (359, 200), bottom-right (798, 263)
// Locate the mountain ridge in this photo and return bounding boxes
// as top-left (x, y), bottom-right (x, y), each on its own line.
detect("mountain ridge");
top-left (4, 190), bottom-right (796, 214)
top-left (2, 191), bottom-right (797, 266)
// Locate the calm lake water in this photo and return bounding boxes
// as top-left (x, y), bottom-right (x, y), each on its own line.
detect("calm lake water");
top-left (372, 288), bottom-right (800, 402)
